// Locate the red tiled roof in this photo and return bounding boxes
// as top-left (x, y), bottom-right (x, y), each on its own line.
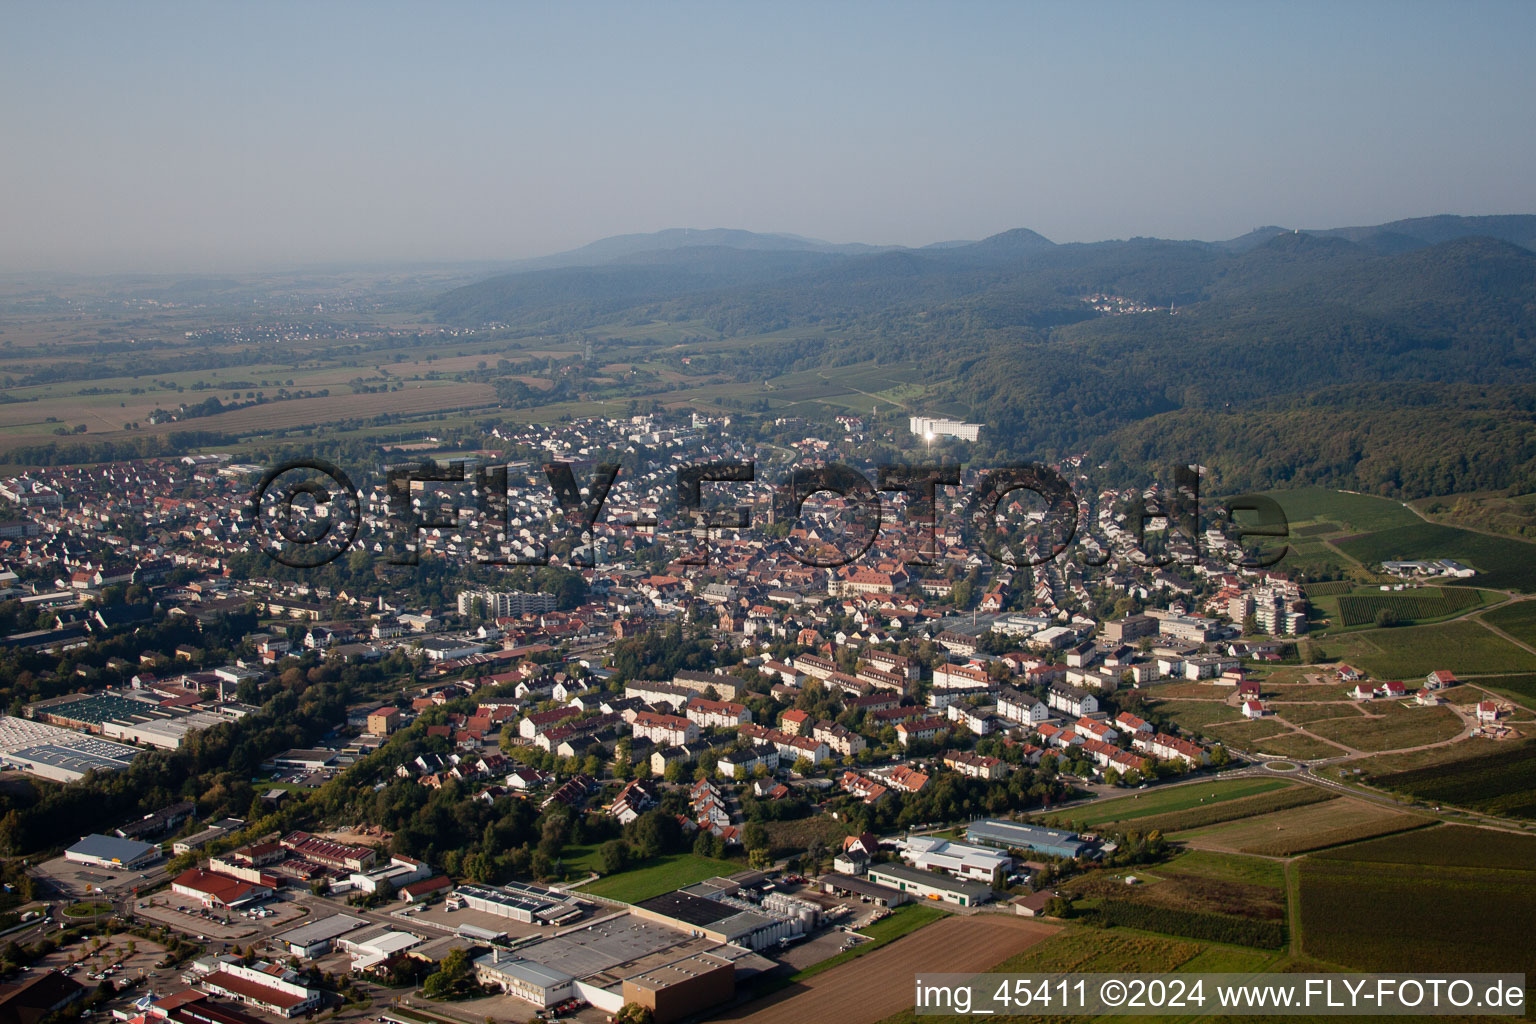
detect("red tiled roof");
top-left (173, 869), bottom-right (259, 907)
top-left (198, 972), bottom-right (306, 1011)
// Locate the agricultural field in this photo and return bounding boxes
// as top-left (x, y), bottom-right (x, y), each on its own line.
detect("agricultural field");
top-left (1275, 541), bottom-right (1357, 579)
top-left (1062, 850), bottom-right (1287, 947)
top-left (1176, 796), bottom-right (1430, 856)
top-left (1041, 778), bottom-right (1291, 828)
top-left (1474, 672), bottom-right (1536, 707)
top-left (1303, 579), bottom-right (1354, 595)
top-left (2, 379), bottom-right (499, 449)
top-left (789, 903), bottom-right (948, 982)
top-left (1101, 786), bottom-right (1334, 835)
top-left (1482, 600), bottom-right (1536, 647)
top-left (1139, 681), bottom-right (1234, 699)
top-left (1412, 490), bottom-right (1536, 541)
top-left (1344, 735), bottom-right (1516, 777)
top-left (1262, 487), bottom-right (1422, 534)
top-left (1331, 586), bottom-right (1486, 627)
top-left (1305, 619), bottom-right (1536, 678)
top-left (1303, 700), bottom-right (1465, 752)
top-left (575, 852), bottom-right (742, 903)
top-left (1313, 823), bottom-right (1536, 871)
top-left (1263, 681), bottom-right (1356, 702)
top-left (872, 930), bottom-right (1208, 1024)
top-left (1298, 827), bottom-right (1536, 975)
top-left (736, 915), bottom-right (1057, 1024)
top-left (1160, 848), bottom-right (1288, 888)
top-left (989, 927), bottom-right (1204, 975)
top-left (1364, 740), bottom-right (1536, 818)
top-left (1336, 522), bottom-right (1536, 592)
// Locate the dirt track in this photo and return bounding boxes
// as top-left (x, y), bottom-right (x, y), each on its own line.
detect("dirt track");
top-left (708, 914), bottom-right (1060, 1024)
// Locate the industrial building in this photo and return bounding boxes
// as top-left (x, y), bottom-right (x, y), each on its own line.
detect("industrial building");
top-left (866, 862), bottom-right (993, 907)
top-left (347, 855), bottom-right (429, 894)
top-left (336, 926), bottom-right (422, 971)
top-left (899, 835), bottom-right (1012, 883)
top-left (819, 873), bottom-right (909, 907)
top-left (275, 914), bottom-right (367, 958)
top-left (21, 692), bottom-right (233, 751)
top-left (472, 954), bottom-right (574, 1009)
top-left (621, 950), bottom-right (736, 1024)
top-left (64, 833), bottom-right (160, 870)
top-left (453, 881), bottom-right (583, 925)
top-left (629, 878), bottom-right (815, 952)
top-left (964, 818), bottom-right (1097, 859)
top-left (0, 715), bottom-right (139, 782)
top-left (473, 912), bottom-right (754, 1023)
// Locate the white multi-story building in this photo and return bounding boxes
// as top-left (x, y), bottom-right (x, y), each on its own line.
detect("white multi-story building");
top-left (1046, 683), bottom-right (1098, 718)
top-left (456, 589), bottom-right (557, 617)
top-left (899, 835), bottom-right (1010, 883)
top-left (996, 687), bottom-right (1050, 726)
top-left (909, 416), bottom-right (982, 443)
top-left (630, 711), bottom-right (698, 746)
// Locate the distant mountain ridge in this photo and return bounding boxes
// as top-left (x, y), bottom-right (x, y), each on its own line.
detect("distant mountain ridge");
top-left (435, 214), bottom-right (1536, 323)
top-left (427, 214), bottom-right (1536, 498)
top-left (498, 227), bottom-right (896, 273)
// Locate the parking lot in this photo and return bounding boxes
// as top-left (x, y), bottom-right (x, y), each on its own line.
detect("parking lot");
top-left (31, 855), bottom-right (162, 899)
top-left (134, 890), bottom-right (309, 941)
top-left (33, 931), bottom-right (168, 986)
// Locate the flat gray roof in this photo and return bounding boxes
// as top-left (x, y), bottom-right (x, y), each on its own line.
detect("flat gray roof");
top-left (868, 861), bottom-right (992, 900)
top-left (457, 881), bottom-right (559, 914)
top-left (518, 915), bottom-right (686, 980)
top-left (67, 833), bottom-right (158, 863)
top-left (820, 873), bottom-right (905, 900)
top-left (278, 913), bottom-right (366, 946)
top-left (474, 954), bottom-right (573, 988)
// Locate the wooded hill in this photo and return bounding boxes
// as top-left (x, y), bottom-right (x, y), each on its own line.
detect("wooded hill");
top-left (432, 216), bottom-right (1536, 498)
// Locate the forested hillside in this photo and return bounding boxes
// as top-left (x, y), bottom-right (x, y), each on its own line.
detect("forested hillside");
top-left (430, 218), bottom-right (1536, 499)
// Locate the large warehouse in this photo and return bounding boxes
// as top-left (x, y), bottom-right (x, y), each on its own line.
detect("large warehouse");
top-left (964, 818), bottom-right (1097, 859)
top-left (473, 913), bottom-right (754, 1024)
top-left (65, 833), bottom-right (160, 870)
top-left (900, 835), bottom-right (1012, 883)
top-left (276, 914), bottom-right (367, 958)
top-left (453, 881), bottom-right (582, 924)
top-left (867, 862), bottom-right (993, 907)
top-left (0, 715), bottom-right (139, 782)
top-left (629, 884), bottom-right (811, 951)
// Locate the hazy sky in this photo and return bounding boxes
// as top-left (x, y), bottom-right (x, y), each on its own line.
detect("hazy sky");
top-left (4, 2), bottom-right (1534, 273)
